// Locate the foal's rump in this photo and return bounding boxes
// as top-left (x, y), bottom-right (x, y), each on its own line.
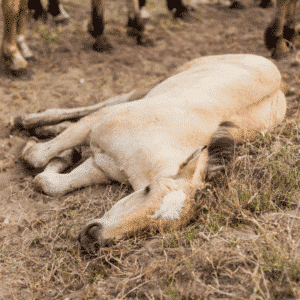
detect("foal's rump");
top-left (146, 54), bottom-right (282, 108)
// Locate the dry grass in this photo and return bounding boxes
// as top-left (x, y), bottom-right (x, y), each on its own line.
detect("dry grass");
top-left (1, 120), bottom-right (300, 299)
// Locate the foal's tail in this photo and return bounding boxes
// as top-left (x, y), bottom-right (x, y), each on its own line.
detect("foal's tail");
top-left (206, 121), bottom-right (237, 181)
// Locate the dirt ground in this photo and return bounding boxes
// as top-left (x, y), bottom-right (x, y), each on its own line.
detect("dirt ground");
top-left (1, 0), bottom-right (300, 299)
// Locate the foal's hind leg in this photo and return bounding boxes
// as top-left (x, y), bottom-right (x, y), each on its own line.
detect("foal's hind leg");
top-left (223, 90), bottom-right (286, 142)
top-left (21, 81), bottom-right (162, 169)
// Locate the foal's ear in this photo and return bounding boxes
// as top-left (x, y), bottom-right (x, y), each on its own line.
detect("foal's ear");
top-left (177, 146), bottom-right (208, 185)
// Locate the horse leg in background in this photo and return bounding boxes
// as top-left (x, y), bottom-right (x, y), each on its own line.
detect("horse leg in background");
top-left (28, 0), bottom-right (70, 24)
top-left (264, 0), bottom-right (298, 59)
top-left (88, 0), bottom-right (112, 52)
top-left (165, 0), bottom-right (192, 20)
top-left (126, 0), bottom-right (148, 45)
top-left (28, 0), bottom-right (48, 21)
top-left (1, 0), bottom-right (29, 74)
top-left (48, 0), bottom-right (70, 24)
top-left (282, 0), bottom-right (298, 47)
top-left (89, 0), bottom-right (143, 51)
top-left (138, 0), bottom-right (150, 20)
top-left (16, 0), bottom-right (34, 61)
top-left (48, 0), bottom-right (61, 17)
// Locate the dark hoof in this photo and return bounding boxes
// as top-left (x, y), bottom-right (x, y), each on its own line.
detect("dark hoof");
top-left (10, 68), bottom-right (33, 79)
top-left (229, 1), bottom-right (245, 9)
top-left (137, 36), bottom-right (155, 47)
top-left (283, 27), bottom-right (297, 47)
top-left (88, 23), bottom-right (97, 39)
top-left (93, 38), bottom-right (112, 52)
top-left (51, 15), bottom-right (70, 26)
top-left (30, 9), bottom-right (48, 22)
top-left (126, 28), bottom-right (154, 46)
top-left (178, 11), bottom-right (194, 22)
top-left (173, 6), bottom-right (194, 22)
top-left (26, 56), bottom-right (37, 63)
top-left (127, 27), bottom-right (140, 38)
top-left (258, 0), bottom-right (273, 8)
top-left (271, 50), bottom-right (291, 60)
top-left (0, 55), bottom-right (30, 79)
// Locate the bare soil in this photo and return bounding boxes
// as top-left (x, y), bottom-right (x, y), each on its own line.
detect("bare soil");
top-left (1, 0), bottom-right (300, 299)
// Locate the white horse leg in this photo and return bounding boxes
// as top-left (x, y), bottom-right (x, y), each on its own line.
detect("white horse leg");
top-left (16, 0), bottom-right (34, 60)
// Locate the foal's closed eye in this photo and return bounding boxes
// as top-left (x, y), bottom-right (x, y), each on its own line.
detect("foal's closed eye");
top-left (144, 185), bottom-right (151, 195)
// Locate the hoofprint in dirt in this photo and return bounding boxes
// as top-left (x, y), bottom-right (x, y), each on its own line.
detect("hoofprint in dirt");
top-left (1, 0), bottom-right (300, 299)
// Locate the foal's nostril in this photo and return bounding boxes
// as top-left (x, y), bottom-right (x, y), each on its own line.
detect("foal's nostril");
top-left (93, 241), bottom-right (101, 253)
top-left (78, 222), bottom-right (103, 255)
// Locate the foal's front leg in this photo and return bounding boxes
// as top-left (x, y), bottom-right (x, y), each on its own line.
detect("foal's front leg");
top-left (34, 157), bottom-right (111, 196)
top-left (22, 110), bottom-right (105, 169)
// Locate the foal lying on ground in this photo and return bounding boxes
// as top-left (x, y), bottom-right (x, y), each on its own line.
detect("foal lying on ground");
top-left (20, 54), bottom-right (286, 253)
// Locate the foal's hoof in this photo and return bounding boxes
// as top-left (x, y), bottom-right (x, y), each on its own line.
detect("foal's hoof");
top-left (10, 115), bottom-right (25, 130)
top-left (33, 171), bottom-right (67, 196)
top-left (33, 173), bottom-right (58, 196)
top-left (21, 138), bottom-right (42, 169)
